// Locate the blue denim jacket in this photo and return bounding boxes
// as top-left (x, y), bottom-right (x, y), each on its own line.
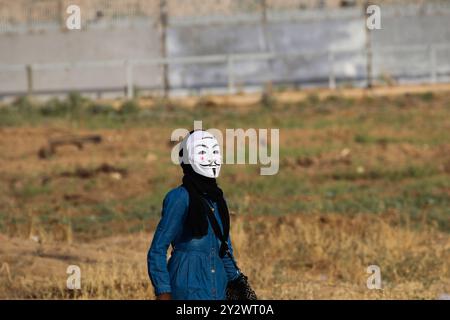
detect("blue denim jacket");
top-left (147, 186), bottom-right (240, 300)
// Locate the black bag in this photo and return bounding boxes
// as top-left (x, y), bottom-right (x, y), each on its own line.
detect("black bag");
top-left (226, 272), bottom-right (258, 300)
top-left (202, 199), bottom-right (258, 300)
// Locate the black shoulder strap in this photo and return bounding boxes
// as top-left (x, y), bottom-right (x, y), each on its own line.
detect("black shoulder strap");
top-left (201, 198), bottom-right (240, 271)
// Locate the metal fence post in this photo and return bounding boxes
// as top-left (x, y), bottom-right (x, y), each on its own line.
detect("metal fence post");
top-left (26, 64), bottom-right (33, 98)
top-left (58, 0), bottom-right (65, 30)
top-left (260, 0), bottom-right (269, 52)
top-left (430, 45), bottom-right (437, 84)
top-left (364, 1), bottom-right (373, 89)
top-left (227, 56), bottom-right (235, 95)
top-left (328, 50), bottom-right (336, 89)
top-left (260, 0), bottom-right (274, 86)
top-left (125, 61), bottom-right (134, 99)
top-left (159, 0), bottom-right (170, 98)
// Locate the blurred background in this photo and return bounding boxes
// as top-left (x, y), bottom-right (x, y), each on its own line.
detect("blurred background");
top-left (1, 0), bottom-right (450, 99)
top-left (0, 0), bottom-right (449, 300)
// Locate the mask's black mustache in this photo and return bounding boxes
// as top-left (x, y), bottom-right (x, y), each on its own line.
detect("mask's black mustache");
top-left (199, 160), bottom-right (220, 167)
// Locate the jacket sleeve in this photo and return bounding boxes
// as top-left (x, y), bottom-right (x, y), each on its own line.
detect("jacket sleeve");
top-left (147, 187), bottom-right (188, 296)
top-left (222, 234), bottom-right (241, 281)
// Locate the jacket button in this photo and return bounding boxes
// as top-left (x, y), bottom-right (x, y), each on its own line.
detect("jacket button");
top-left (211, 269), bottom-right (215, 273)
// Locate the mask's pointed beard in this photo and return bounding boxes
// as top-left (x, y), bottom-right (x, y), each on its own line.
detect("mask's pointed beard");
top-left (212, 168), bottom-right (216, 176)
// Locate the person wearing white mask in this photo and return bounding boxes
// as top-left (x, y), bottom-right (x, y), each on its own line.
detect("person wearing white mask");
top-left (147, 130), bottom-right (256, 300)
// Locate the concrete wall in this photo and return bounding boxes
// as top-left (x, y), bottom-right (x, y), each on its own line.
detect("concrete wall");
top-left (0, 3), bottom-right (449, 98)
top-left (0, 19), bottom-right (161, 95)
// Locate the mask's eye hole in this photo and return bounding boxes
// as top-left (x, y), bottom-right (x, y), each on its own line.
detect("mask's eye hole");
top-left (213, 150), bottom-right (219, 154)
top-left (198, 150), bottom-right (206, 155)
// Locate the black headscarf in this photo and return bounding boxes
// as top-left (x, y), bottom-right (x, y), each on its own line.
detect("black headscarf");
top-left (179, 131), bottom-right (230, 243)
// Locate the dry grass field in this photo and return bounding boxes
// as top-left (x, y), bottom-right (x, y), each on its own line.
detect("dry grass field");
top-left (0, 86), bottom-right (449, 299)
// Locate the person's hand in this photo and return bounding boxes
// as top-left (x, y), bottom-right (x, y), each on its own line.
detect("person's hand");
top-left (156, 293), bottom-right (172, 300)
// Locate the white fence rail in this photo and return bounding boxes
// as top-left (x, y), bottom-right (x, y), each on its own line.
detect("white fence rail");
top-left (1, 44), bottom-right (449, 100)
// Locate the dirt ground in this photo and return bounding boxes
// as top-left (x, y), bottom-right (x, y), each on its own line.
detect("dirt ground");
top-left (0, 86), bottom-right (449, 299)
top-left (1, 214), bottom-right (449, 299)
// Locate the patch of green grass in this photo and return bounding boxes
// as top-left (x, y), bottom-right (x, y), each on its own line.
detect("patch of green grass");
top-left (420, 91), bottom-right (434, 102)
top-left (329, 165), bottom-right (440, 182)
top-left (14, 184), bottom-right (52, 199)
top-left (2, 90), bottom-right (450, 238)
top-left (86, 102), bottom-right (116, 115)
top-left (119, 99), bottom-right (139, 115)
top-left (11, 96), bottom-right (34, 112)
top-left (92, 203), bottom-right (119, 223)
top-left (0, 211), bottom-right (6, 232)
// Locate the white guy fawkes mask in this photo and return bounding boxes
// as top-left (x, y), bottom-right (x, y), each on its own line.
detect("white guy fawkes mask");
top-left (183, 131), bottom-right (222, 178)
